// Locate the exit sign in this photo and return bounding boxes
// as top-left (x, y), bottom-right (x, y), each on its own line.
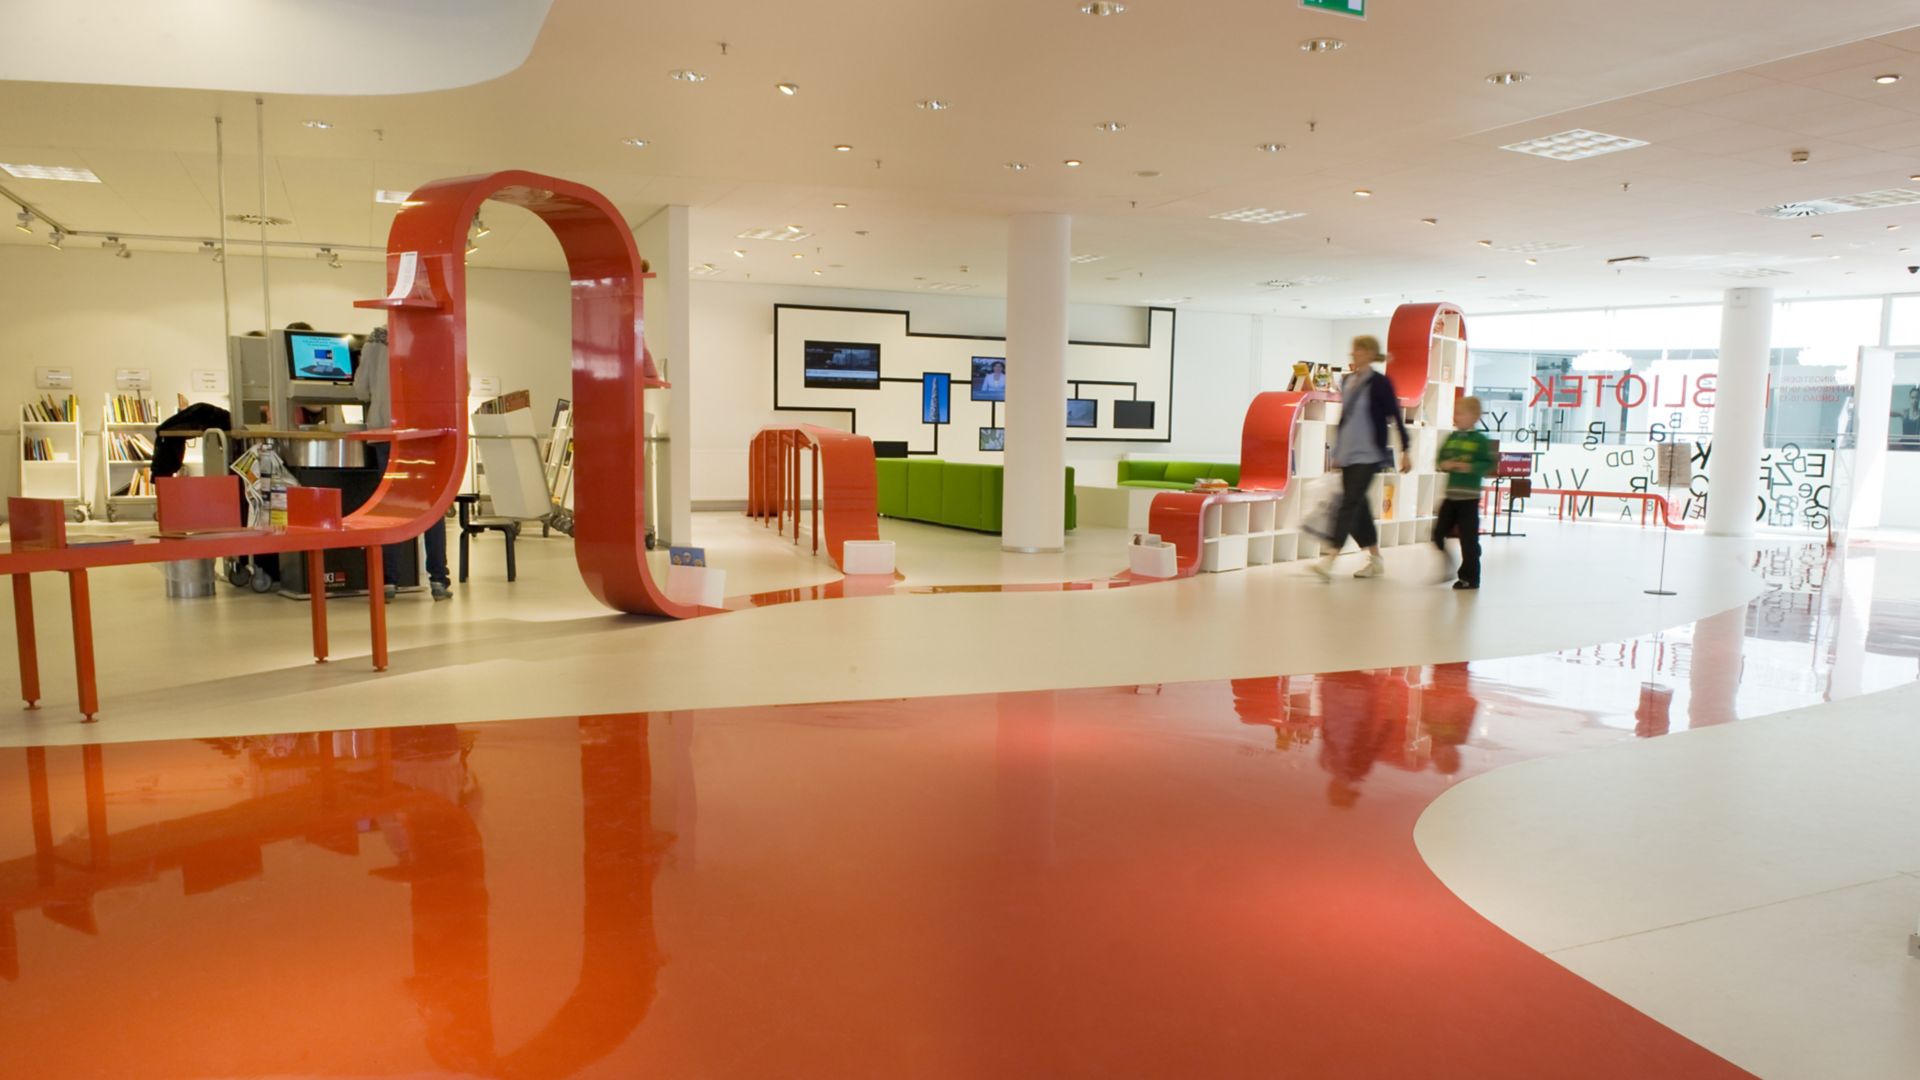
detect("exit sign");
top-left (1301, 0), bottom-right (1365, 16)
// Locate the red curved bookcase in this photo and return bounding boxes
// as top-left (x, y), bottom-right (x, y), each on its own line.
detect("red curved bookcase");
top-left (747, 425), bottom-right (881, 571)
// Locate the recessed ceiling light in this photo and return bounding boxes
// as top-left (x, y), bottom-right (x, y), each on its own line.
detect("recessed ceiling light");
top-left (1525, 258), bottom-right (1539, 265)
top-left (1005, 162), bottom-right (1029, 171)
top-left (732, 249), bottom-right (747, 258)
top-left (1134, 169), bottom-right (1160, 178)
top-left (1070, 253), bottom-right (1105, 263)
top-left (621, 137), bottom-right (649, 149)
top-left (916, 99), bottom-right (952, 111)
top-left (374, 189), bottom-right (412, 204)
top-left (1831, 254), bottom-right (1843, 260)
top-left (777, 82), bottom-right (799, 95)
top-left (1353, 188), bottom-right (1372, 197)
top-left (1477, 239), bottom-right (1493, 247)
top-left (1095, 121), bottom-right (1126, 133)
top-left (785, 224), bottom-right (803, 232)
top-left (812, 269), bottom-right (824, 276)
top-left (1209, 207), bottom-right (1306, 224)
top-left (736, 227), bottom-right (813, 242)
top-left (1255, 142), bottom-right (1285, 153)
top-left (833, 144), bottom-right (853, 152)
top-left (1911, 174), bottom-right (1920, 182)
top-left (669, 69), bottom-right (707, 83)
top-left (1874, 73), bottom-right (1903, 85)
top-left (1063, 158), bottom-right (1083, 167)
top-left (793, 253), bottom-right (804, 259)
top-left (1889, 224), bottom-right (1902, 231)
top-left (833, 202), bottom-right (849, 209)
top-left (301, 119), bottom-right (333, 130)
top-left (1300, 38), bottom-right (1344, 53)
top-left (1501, 128), bottom-right (1649, 161)
top-left (1810, 233), bottom-right (1824, 239)
top-left (1420, 217), bottom-right (1438, 225)
top-left (0, 163), bottom-right (101, 183)
top-left (1486, 72), bottom-right (1530, 86)
top-left (1080, 2), bottom-right (1125, 15)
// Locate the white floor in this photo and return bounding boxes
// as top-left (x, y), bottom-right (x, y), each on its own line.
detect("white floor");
top-left (0, 511), bottom-right (1761, 747)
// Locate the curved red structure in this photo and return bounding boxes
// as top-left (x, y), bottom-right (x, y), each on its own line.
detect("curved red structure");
top-left (1386, 300), bottom-right (1465, 406)
top-left (747, 425), bottom-right (880, 571)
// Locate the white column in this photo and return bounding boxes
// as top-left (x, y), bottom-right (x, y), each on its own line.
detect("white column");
top-left (1705, 287), bottom-right (1773, 537)
top-left (1002, 212), bottom-right (1071, 552)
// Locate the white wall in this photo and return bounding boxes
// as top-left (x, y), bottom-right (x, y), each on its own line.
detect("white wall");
top-left (0, 244), bottom-right (571, 507)
top-left (686, 279), bottom-right (1338, 502)
top-left (1884, 453), bottom-right (1920, 529)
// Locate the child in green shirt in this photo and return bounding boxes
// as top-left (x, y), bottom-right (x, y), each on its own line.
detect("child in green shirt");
top-left (1434, 396), bottom-right (1496, 590)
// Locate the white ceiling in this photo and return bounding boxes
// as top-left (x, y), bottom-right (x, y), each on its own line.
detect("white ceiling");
top-left (5, 0), bottom-right (1920, 316)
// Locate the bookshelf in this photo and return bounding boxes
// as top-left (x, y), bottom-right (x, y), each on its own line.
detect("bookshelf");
top-left (101, 392), bottom-right (161, 521)
top-left (19, 394), bottom-right (84, 512)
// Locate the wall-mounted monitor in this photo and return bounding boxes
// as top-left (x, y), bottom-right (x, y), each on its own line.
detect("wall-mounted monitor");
top-left (979, 426), bottom-right (1005, 452)
top-left (970, 356), bottom-right (1007, 401)
top-left (1066, 398), bottom-right (1097, 428)
top-left (921, 372), bottom-right (951, 424)
top-left (286, 331), bottom-right (358, 384)
top-left (1113, 399), bottom-right (1155, 430)
top-left (803, 340), bottom-right (881, 389)
top-left (873, 441), bottom-right (910, 459)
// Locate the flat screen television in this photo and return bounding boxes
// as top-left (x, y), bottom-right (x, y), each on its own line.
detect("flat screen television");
top-left (970, 356), bottom-right (1007, 401)
top-left (1113, 399), bottom-right (1155, 430)
top-left (803, 340), bottom-right (881, 389)
top-left (1067, 398), bottom-right (1097, 428)
top-left (873, 441), bottom-right (910, 459)
top-left (979, 426), bottom-right (1005, 452)
top-left (286, 331), bottom-right (358, 384)
top-left (922, 372), bottom-right (951, 424)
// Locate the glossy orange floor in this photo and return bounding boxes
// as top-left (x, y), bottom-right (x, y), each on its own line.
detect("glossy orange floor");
top-left (0, 543), bottom-right (1914, 1078)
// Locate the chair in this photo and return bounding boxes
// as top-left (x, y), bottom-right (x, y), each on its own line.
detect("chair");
top-left (462, 410), bottom-right (555, 583)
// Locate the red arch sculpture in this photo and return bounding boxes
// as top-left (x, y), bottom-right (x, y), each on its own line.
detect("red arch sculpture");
top-left (746, 425), bottom-right (880, 571)
top-left (365, 170), bottom-right (695, 619)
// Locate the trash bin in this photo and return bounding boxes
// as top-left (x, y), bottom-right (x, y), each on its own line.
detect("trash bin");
top-left (163, 559), bottom-right (216, 599)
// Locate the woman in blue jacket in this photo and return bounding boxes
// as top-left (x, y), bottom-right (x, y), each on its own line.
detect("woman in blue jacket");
top-left (1312, 335), bottom-right (1410, 581)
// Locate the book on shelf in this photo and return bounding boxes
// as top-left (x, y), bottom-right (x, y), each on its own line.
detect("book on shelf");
top-left (107, 431), bottom-right (156, 462)
top-left (112, 468), bottom-right (155, 498)
top-left (1287, 363), bottom-right (1338, 393)
top-left (108, 394), bottom-right (159, 424)
top-left (22, 437), bottom-right (60, 461)
top-left (22, 394), bottom-right (79, 423)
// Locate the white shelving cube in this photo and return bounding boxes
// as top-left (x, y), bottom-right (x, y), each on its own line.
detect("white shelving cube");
top-left (1203, 503), bottom-right (1223, 539)
top-left (1248, 499), bottom-right (1277, 535)
top-left (1247, 533), bottom-right (1275, 566)
top-left (1221, 501), bottom-right (1251, 537)
top-left (1295, 420), bottom-right (1328, 478)
top-left (1203, 533), bottom-right (1249, 573)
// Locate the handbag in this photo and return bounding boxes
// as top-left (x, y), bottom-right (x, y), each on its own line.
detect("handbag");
top-left (1302, 473), bottom-right (1343, 542)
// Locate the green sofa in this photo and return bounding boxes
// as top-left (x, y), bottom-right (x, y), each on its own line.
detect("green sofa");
top-left (874, 459), bottom-right (1076, 533)
top-left (1115, 460), bottom-right (1240, 490)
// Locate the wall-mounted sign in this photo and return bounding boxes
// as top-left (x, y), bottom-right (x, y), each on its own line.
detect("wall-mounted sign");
top-left (473, 375), bottom-right (501, 398)
top-left (34, 366), bottom-right (73, 390)
top-left (1300, 0), bottom-right (1364, 17)
top-left (115, 368), bottom-right (153, 390)
top-left (191, 368), bottom-right (227, 393)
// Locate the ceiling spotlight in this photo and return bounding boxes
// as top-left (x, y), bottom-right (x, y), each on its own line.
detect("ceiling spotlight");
top-left (1874, 73), bottom-right (1903, 85)
top-left (622, 137), bottom-right (649, 149)
top-left (1353, 188), bottom-right (1372, 197)
top-left (465, 241), bottom-right (480, 256)
top-left (1486, 72), bottom-right (1530, 86)
top-left (1420, 217), bottom-right (1438, 225)
top-left (1255, 142), bottom-right (1285, 153)
top-left (472, 217), bottom-right (492, 238)
top-left (785, 223), bottom-right (804, 232)
top-left (116, 244), bottom-right (133, 260)
top-left (1525, 257), bottom-right (1539, 265)
top-left (1300, 38), bottom-right (1344, 53)
top-left (1478, 239), bottom-right (1493, 247)
top-left (812, 269), bottom-right (824, 276)
top-left (103, 236), bottom-right (131, 259)
top-left (833, 144), bottom-right (853, 152)
top-left (732, 249), bottom-right (747, 258)
top-left (1134, 169), bottom-right (1160, 178)
top-left (1005, 162), bottom-right (1030, 171)
top-left (916, 99), bottom-right (951, 111)
top-left (329, 252), bottom-right (343, 269)
top-left (793, 253), bottom-right (804, 259)
top-left (1063, 159), bottom-right (1083, 167)
top-left (833, 202), bottom-right (849, 209)
top-left (301, 119), bottom-right (333, 130)
top-left (669, 69), bottom-right (707, 83)
top-left (13, 209), bottom-right (32, 233)
top-left (1889, 224), bottom-right (1903, 231)
top-left (776, 82), bottom-right (799, 95)
top-left (1080, 1), bottom-right (1126, 14)
top-left (1095, 121), bottom-right (1126, 133)
top-left (1810, 233), bottom-right (1824, 239)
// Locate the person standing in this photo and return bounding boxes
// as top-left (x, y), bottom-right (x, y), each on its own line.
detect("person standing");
top-left (1312, 336), bottom-right (1411, 581)
top-left (355, 326), bottom-right (452, 600)
top-left (1433, 396), bottom-right (1496, 590)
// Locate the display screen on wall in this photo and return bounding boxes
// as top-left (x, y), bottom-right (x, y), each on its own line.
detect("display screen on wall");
top-left (979, 426), bottom-right (1005, 452)
top-left (1894, 383), bottom-right (1920, 450)
top-left (1113, 399), bottom-right (1155, 430)
top-left (803, 340), bottom-right (881, 389)
top-left (286, 332), bottom-right (358, 384)
top-left (922, 372), bottom-right (951, 424)
top-left (971, 356), bottom-right (1007, 401)
top-left (1066, 398), bottom-right (1097, 428)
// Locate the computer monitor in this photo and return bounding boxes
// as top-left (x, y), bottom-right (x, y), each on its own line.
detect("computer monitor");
top-left (1113, 399), bottom-right (1155, 430)
top-left (1067, 398), bottom-right (1098, 428)
top-left (970, 357), bottom-right (1007, 401)
top-left (873, 441), bottom-right (910, 459)
top-left (285, 331), bottom-right (358, 384)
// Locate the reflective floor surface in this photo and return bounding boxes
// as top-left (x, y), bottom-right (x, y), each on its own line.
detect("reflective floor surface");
top-left (0, 542), bottom-right (1914, 1078)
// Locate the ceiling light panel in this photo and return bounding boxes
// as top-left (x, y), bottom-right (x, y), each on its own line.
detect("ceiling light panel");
top-left (1500, 129), bottom-right (1649, 161)
top-left (1209, 207), bottom-right (1306, 224)
top-left (737, 227), bottom-right (814, 241)
top-left (1070, 254), bottom-right (1106, 263)
top-left (1753, 188), bottom-right (1920, 219)
top-left (1490, 292), bottom-right (1551, 303)
top-left (924, 282), bottom-right (977, 291)
top-left (0, 163), bottom-right (101, 182)
top-left (1721, 267), bottom-right (1792, 279)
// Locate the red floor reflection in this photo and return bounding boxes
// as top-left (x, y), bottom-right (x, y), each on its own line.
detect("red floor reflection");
top-left (1, 544), bottom-right (1915, 1077)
